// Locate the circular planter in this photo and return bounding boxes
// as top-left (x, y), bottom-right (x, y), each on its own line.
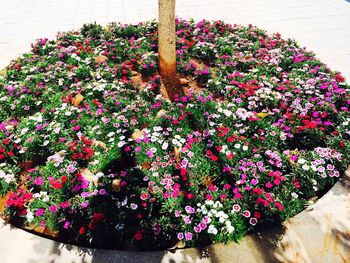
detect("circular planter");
top-left (0, 19), bottom-right (349, 253)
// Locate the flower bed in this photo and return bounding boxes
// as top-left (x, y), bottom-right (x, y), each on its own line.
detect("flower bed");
top-left (0, 19), bottom-right (349, 250)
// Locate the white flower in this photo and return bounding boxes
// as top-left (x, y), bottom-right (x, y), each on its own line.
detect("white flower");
top-left (227, 225), bottom-right (235, 233)
top-left (207, 225), bottom-right (218, 235)
top-left (205, 200), bottom-right (214, 206)
top-left (21, 128), bottom-right (29, 135)
top-left (130, 203), bottom-right (138, 210)
top-left (291, 192), bottom-right (298, 199)
top-left (117, 141), bottom-right (126, 148)
top-left (0, 169), bottom-right (14, 183)
top-left (26, 211), bottom-right (34, 223)
top-left (242, 145), bottom-right (248, 151)
top-left (302, 164), bottom-right (310, 171)
top-left (154, 126), bottom-right (163, 132)
top-left (297, 158), bottom-right (306, 164)
top-left (107, 132), bottom-right (115, 137)
top-left (161, 142), bottom-right (169, 150)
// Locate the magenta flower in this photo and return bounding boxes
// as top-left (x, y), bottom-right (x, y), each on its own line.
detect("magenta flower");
top-left (33, 176), bottom-right (44, 186)
top-left (185, 232), bottom-right (193, 240)
top-left (63, 221), bottom-right (71, 229)
top-left (49, 205), bottom-right (57, 213)
top-left (35, 208), bottom-right (45, 217)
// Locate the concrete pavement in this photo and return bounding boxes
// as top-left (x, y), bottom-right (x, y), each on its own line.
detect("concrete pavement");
top-left (1, 1), bottom-right (350, 262)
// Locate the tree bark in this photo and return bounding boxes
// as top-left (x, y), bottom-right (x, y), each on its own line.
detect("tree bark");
top-left (158, 0), bottom-right (181, 100)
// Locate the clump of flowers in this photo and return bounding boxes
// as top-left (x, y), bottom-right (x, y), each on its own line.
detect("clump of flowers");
top-left (0, 19), bottom-right (349, 251)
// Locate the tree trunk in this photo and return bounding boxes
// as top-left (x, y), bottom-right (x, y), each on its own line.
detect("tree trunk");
top-left (158, 0), bottom-right (181, 100)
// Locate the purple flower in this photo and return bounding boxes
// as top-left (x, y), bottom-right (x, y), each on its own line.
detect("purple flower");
top-left (175, 210), bottom-right (181, 217)
top-left (177, 232), bottom-right (184, 240)
top-left (251, 179), bottom-right (258, 185)
top-left (33, 176), bottom-right (44, 186)
top-left (146, 149), bottom-right (154, 158)
top-left (81, 201), bottom-right (88, 208)
top-left (290, 155), bottom-right (298, 161)
top-left (153, 223), bottom-right (161, 235)
top-left (99, 189), bottom-right (107, 195)
top-left (81, 192), bottom-right (90, 198)
top-left (63, 221), bottom-right (71, 229)
top-left (185, 232), bottom-right (193, 240)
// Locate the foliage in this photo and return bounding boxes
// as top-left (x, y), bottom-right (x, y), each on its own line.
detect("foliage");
top-left (0, 19), bottom-right (349, 250)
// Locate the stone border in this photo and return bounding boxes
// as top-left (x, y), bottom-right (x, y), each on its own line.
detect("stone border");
top-left (1, 167), bottom-right (349, 263)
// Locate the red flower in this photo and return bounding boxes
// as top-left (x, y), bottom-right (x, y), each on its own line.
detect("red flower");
top-left (92, 213), bottom-right (104, 223)
top-left (60, 176), bottom-right (68, 183)
top-left (210, 155), bottom-right (218, 161)
top-left (254, 212), bottom-right (261, 219)
top-left (227, 137), bottom-right (235, 142)
top-left (256, 197), bottom-right (269, 207)
top-left (206, 194), bottom-right (213, 200)
top-left (186, 193), bottom-right (194, 199)
top-left (335, 73), bottom-right (345, 83)
top-left (50, 180), bottom-right (62, 189)
top-left (134, 231), bottom-right (143, 241)
top-left (79, 227), bottom-right (86, 235)
top-left (274, 201), bottom-right (284, 211)
top-left (208, 183), bottom-right (216, 191)
top-left (292, 179), bottom-right (300, 189)
top-left (252, 188), bottom-right (263, 195)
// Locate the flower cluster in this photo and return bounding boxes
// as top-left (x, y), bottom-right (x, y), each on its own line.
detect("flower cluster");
top-left (0, 19), bottom-right (349, 250)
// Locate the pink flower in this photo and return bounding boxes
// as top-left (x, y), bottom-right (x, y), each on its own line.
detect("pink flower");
top-left (185, 232), bottom-right (193, 240)
top-left (146, 149), bottom-right (154, 158)
top-left (243, 210), bottom-right (251, 218)
top-left (49, 205), bottom-right (57, 213)
top-left (140, 192), bottom-right (150, 200)
top-left (64, 221), bottom-right (71, 229)
top-left (232, 204), bottom-right (241, 212)
top-left (33, 177), bottom-right (44, 186)
top-left (274, 201), bottom-right (283, 211)
top-left (185, 205), bottom-right (195, 214)
top-left (177, 232), bottom-right (184, 240)
top-left (35, 208), bottom-right (45, 217)
top-left (72, 125), bottom-right (80, 131)
top-left (265, 182), bottom-right (273, 188)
